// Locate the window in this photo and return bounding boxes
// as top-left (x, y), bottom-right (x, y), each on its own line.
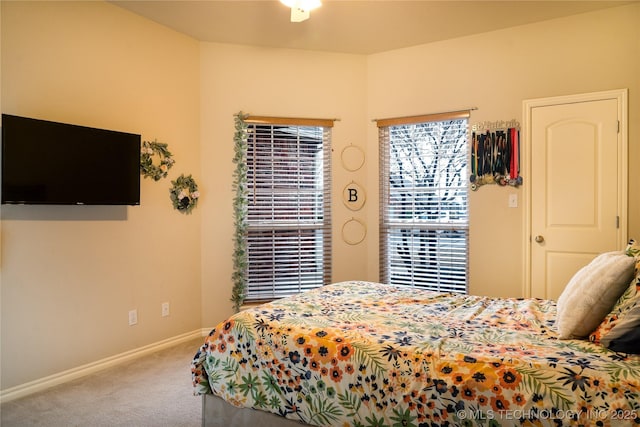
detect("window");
top-left (378, 111), bottom-right (469, 293)
top-left (244, 117), bottom-right (332, 302)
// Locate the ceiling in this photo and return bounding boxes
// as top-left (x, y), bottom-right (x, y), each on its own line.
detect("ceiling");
top-left (112, 1), bottom-right (634, 55)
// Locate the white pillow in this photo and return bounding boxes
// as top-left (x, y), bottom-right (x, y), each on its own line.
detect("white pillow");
top-left (556, 251), bottom-right (635, 339)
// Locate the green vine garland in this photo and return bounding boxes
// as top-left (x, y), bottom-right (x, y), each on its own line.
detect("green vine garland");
top-left (169, 174), bottom-right (199, 214)
top-left (231, 112), bottom-right (249, 312)
top-left (140, 140), bottom-right (175, 181)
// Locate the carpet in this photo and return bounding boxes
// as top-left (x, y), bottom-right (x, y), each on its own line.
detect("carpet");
top-left (1, 337), bottom-right (204, 427)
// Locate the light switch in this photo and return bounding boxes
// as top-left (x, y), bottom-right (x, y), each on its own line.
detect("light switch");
top-left (508, 193), bottom-right (518, 208)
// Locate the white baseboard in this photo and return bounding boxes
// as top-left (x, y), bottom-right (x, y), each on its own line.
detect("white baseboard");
top-left (0, 329), bottom-right (206, 404)
top-left (200, 327), bottom-right (214, 336)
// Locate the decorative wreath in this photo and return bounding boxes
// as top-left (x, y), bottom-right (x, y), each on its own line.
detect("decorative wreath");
top-left (170, 174), bottom-right (199, 214)
top-left (140, 140), bottom-right (175, 181)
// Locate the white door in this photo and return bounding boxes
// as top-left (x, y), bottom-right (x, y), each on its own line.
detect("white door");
top-left (524, 90), bottom-right (627, 300)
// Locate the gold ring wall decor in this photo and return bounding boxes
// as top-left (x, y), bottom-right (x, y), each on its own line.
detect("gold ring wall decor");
top-left (342, 217), bottom-right (367, 245)
top-left (340, 144), bottom-right (365, 172)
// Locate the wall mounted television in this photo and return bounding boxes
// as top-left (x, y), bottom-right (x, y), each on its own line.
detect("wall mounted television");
top-left (1, 114), bottom-right (141, 205)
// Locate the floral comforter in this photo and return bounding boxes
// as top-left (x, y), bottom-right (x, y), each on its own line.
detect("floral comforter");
top-left (192, 281), bottom-right (640, 426)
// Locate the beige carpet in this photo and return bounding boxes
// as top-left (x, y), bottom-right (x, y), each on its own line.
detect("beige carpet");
top-left (1, 337), bottom-right (204, 427)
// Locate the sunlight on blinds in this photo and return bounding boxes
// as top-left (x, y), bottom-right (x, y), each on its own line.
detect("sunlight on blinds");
top-left (379, 115), bottom-right (469, 293)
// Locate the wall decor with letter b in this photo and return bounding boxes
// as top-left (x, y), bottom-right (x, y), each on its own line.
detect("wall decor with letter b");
top-left (342, 181), bottom-right (366, 211)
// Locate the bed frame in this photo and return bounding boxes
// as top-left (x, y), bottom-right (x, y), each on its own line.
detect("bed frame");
top-left (202, 394), bottom-right (303, 427)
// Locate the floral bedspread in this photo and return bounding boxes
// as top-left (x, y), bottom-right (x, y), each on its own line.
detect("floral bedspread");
top-left (192, 281), bottom-right (640, 426)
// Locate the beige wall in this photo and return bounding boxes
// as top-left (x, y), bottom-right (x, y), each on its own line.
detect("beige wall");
top-left (0, 1), bottom-right (3, 395)
top-left (1, 2), bottom-right (201, 389)
top-left (199, 43), bottom-right (368, 327)
top-left (366, 3), bottom-right (640, 297)
top-left (1, 0), bottom-right (639, 393)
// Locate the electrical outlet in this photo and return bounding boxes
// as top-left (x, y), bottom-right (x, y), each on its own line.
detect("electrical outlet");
top-left (128, 309), bottom-right (138, 326)
top-left (161, 302), bottom-right (170, 317)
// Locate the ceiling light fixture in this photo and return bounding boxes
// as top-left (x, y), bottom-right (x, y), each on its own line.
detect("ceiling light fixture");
top-left (280, 0), bottom-right (321, 22)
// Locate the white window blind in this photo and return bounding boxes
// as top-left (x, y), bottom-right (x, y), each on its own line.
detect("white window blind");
top-left (245, 119), bottom-right (332, 301)
top-left (378, 112), bottom-right (469, 293)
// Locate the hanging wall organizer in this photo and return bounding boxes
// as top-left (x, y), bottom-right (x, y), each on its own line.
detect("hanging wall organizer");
top-left (470, 120), bottom-right (522, 191)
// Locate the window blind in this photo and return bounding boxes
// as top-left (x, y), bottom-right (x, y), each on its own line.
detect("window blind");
top-left (245, 121), bottom-right (332, 301)
top-left (379, 114), bottom-right (469, 293)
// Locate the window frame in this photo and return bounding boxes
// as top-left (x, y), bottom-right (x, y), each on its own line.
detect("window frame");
top-left (242, 116), bottom-right (333, 303)
top-left (378, 111), bottom-right (470, 294)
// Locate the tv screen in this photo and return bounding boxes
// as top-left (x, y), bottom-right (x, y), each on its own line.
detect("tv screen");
top-left (1, 114), bottom-right (141, 205)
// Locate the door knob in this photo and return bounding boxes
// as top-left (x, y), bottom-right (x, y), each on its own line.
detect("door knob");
top-left (534, 235), bottom-right (545, 243)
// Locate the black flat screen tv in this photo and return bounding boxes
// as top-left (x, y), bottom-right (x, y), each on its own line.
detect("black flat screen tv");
top-left (1, 114), bottom-right (141, 205)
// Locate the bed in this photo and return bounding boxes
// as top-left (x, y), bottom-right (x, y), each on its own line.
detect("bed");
top-left (192, 252), bottom-right (640, 426)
